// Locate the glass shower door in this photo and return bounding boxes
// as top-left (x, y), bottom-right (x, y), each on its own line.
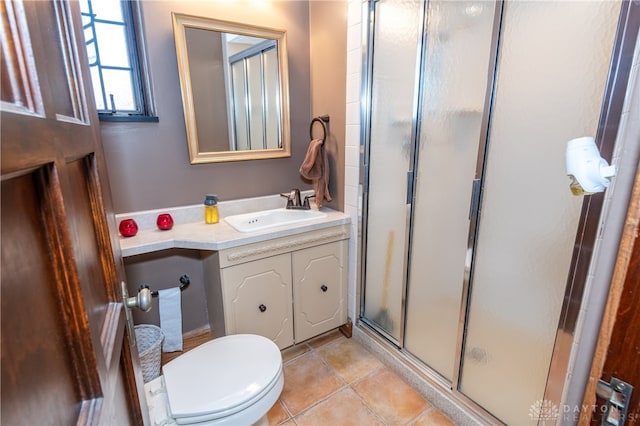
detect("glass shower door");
top-left (361, 0), bottom-right (623, 423)
top-left (404, 0), bottom-right (497, 383)
top-left (362, 0), bottom-right (424, 342)
top-left (459, 2), bottom-right (621, 424)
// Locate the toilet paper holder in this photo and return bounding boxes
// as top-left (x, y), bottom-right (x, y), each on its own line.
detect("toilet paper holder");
top-left (145, 274), bottom-right (190, 298)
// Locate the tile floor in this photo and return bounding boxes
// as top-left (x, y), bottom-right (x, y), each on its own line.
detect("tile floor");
top-left (161, 328), bottom-right (455, 425)
top-left (265, 330), bottom-right (455, 426)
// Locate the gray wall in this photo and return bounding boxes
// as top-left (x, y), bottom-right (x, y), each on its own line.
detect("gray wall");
top-left (185, 27), bottom-right (230, 152)
top-left (101, 1), bottom-right (314, 213)
top-left (124, 249), bottom-right (210, 332)
top-left (113, 1), bottom-right (348, 333)
top-left (310, 1), bottom-right (347, 212)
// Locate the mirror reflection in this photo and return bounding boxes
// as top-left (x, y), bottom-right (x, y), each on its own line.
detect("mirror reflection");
top-left (172, 13), bottom-right (291, 163)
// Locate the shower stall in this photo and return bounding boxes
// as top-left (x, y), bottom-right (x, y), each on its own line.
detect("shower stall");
top-left (359, 0), bottom-right (623, 423)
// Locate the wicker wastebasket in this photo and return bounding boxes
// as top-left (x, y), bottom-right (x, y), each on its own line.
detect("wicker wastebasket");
top-left (134, 324), bottom-right (164, 383)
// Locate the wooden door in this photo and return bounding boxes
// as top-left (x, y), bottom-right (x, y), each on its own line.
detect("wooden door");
top-left (1, 1), bottom-right (145, 424)
top-left (581, 168), bottom-right (640, 425)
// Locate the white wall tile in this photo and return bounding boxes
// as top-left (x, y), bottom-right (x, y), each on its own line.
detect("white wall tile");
top-left (345, 165), bottom-right (359, 188)
top-left (346, 72), bottom-right (361, 104)
top-left (345, 6), bottom-right (362, 332)
top-left (345, 144), bottom-right (360, 168)
top-left (345, 123), bottom-right (361, 147)
top-left (347, 48), bottom-right (362, 78)
top-left (348, 0), bottom-right (362, 27)
top-left (346, 101), bottom-right (360, 125)
top-left (347, 22), bottom-right (361, 52)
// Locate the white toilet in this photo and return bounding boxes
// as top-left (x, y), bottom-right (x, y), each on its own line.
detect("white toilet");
top-left (144, 334), bottom-right (284, 425)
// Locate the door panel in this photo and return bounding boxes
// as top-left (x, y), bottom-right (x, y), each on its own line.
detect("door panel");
top-left (404, 0), bottom-right (497, 382)
top-left (459, 2), bottom-right (621, 424)
top-left (1, 171), bottom-right (83, 425)
top-left (362, 0), bottom-right (424, 342)
top-left (221, 254), bottom-right (294, 349)
top-left (293, 241), bottom-right (347, 342)
top-left (65, 157), bottom-right (111, 345)
top-left (1, 0), bottom-right (144, 424)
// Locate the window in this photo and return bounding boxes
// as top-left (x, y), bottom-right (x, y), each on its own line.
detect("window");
top-left (80, 0), bottom-right (157, 121)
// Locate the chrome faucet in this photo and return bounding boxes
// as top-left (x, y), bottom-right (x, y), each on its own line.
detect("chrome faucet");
top-left (281, 188), bottom-right (301, 209)
top-left (280, 189), bottom-right (315, 210)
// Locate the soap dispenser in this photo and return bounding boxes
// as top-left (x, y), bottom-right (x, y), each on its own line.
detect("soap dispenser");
top-left (204, 195), bottom-right (219, 224)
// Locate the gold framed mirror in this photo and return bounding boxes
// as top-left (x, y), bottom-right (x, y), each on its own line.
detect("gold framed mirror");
top-left (172, 13), bottom-right (291, 163)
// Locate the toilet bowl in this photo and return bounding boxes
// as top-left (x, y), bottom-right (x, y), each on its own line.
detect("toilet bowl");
top-left (144, 334), bottom-right (284, 425)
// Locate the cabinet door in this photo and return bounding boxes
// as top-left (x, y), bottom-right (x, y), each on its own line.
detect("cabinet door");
top-left (221, 253), bottom-right (293, 349)
top-left (293, 241), bottom-right (348, 342)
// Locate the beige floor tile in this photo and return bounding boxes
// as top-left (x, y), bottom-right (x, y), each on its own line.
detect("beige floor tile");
top-left (265, 400), bottom-right (290, 425)
top-left (409, 408), bottom-right (455, 426)
top-left (352, 367), bottom-right (430, 425)
top-left (317, 338), bottom-right (383, 383)
top-left (306, 329), bottom-right (345, 348)
top-left (280, 352), bottom-right (344, 416)
top-left (160, 328), bottom-right (457, 425)
top-left (281, 343), bottom-right (311, 363)
top-left (295, 387), bottom-right (384, 426)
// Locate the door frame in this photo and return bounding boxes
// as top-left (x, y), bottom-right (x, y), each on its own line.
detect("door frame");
top-left (580, 166), bottom-right (640, 424)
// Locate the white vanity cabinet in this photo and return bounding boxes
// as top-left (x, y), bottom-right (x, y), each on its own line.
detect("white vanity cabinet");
top-left (208, 224), bottom-right (349, 349)
top-left (220, 253), bottom-right (294, 349)
top-left (292, 241), bottom-right (348, 342)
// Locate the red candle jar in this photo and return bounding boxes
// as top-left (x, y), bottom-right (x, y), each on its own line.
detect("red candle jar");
top-left (156, 213), bottom-right (174, 231)
top-left (119, 218), bottom-right (138, 237)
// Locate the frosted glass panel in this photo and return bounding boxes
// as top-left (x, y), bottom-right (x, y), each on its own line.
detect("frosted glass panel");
top-left (363, 0), bottom-right (423, 341)
top-left (247, 55), bottom-right (265, 150)
top-left (404, 0), bottom-right (496, 382)
top-left (231, 62), bottom-right (249, 150)
top-left (264, 48), bottom-right (280, 149)
top-left (459, 2), bottom-right (620, 424)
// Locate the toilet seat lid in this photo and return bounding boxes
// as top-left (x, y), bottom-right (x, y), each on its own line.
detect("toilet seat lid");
top-left (162, 334), bottom-right (282, 420)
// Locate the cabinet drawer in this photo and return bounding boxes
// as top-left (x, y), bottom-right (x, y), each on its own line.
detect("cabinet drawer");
top-left (221, 253), bottom-right (294, 349)
top-left (292, 240), bottom-right (348, 342)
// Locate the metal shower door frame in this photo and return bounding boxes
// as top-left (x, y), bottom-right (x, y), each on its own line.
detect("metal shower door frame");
top-left (358, 0), bottom-right (636, 423)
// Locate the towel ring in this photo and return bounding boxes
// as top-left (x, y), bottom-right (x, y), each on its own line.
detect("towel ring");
top-left (310, 115), bottom-right (329, 143)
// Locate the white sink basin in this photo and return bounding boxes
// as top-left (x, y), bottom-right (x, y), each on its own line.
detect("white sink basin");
top-left (224, 208), bottom-right (327, 233)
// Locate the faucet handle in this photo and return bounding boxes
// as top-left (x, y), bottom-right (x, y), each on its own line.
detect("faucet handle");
top-left (291, 188), bottom-right (301, 206)
top-left (281, 188), bottom-right (306, 208)
top-left (280, 191), bottom-right (295, 208)
top-left (303, 194), bottom-right (316, 209)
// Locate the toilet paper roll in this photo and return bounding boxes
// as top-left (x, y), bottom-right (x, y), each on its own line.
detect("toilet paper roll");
top-left (159, 287), bottom-right (183, 352)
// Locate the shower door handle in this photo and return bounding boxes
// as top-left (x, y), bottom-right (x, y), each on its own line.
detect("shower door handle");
top-left (406, 170), bottom-right (414, 205)
top-left (469, 179), bottom-right (482, 221)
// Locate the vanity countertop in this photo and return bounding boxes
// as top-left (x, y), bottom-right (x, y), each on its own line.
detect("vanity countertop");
top-left (118, 207), bottom-right (350, 257)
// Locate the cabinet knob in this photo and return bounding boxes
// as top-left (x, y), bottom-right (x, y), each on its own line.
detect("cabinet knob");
top-left (258, 304), bottom-right (267, 312)
top-left (321, 284), bottom-right (328, 292)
